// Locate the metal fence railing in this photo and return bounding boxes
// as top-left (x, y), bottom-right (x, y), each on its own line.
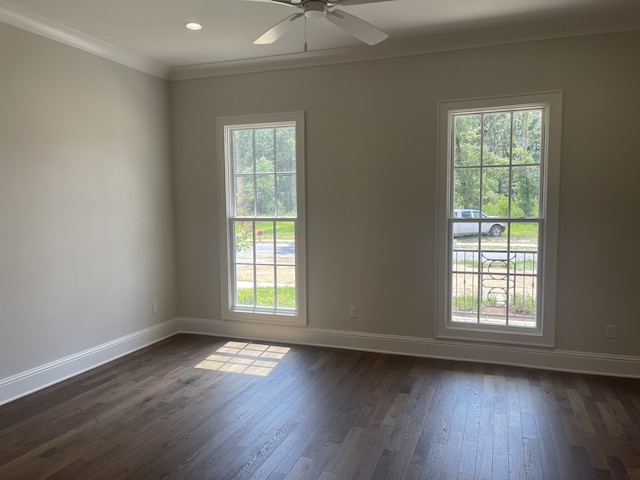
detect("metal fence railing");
top-left (451, 249), bottom-right (538, 327)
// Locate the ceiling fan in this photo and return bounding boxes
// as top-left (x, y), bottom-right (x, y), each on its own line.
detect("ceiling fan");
top-left (244, 0), bottom-right (392, 47)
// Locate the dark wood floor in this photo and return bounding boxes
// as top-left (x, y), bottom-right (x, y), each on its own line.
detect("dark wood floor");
top-left (0, 335), bottom-right (638, 479)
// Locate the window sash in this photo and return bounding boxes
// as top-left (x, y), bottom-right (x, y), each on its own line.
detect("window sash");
top-left (218, 112), bottom-right (306, 325)
top-left (436, 93), bottom-right (561, 347)
top-left (448, 219), bottom-right (541, 329)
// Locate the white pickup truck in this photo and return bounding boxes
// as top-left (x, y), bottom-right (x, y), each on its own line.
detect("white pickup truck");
top-left (453, 209), bottom-right (505, 237)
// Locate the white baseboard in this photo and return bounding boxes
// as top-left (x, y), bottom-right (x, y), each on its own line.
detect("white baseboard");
top-left (0, 319), bottom-right (178, 406)
top-left (3, 316), bottom-right (637, 407)
top-left (177, 317), bottom-right (640, 379)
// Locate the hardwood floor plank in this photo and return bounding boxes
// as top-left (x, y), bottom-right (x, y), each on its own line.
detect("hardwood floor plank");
top-left (508, 425), bottom-right (527, 480)
top-left (492, 452), bottom-right (510, 480)
top-left (323, 425), bottom-right (364, 474)
top-left (411, 368), bottom-right (458, 466)
top-left (548, 411), bottom-right (580, 479)
top-left (523, 436), bottom-right (544, 479)
top-left (572, 445), bottom-right (611, 480)
top-left (507, 379), bottom-right (523, 429)
top-left (530, 385), bottom-right (562, 480)
top-left (283, 456), bottom-right (313, 479)
top-left (521, 411), bottom-right (538, 439)
top-left (463, 369), bottom-right (483, 443)
top-left (439, 381), bottom-right (471, 478)
top-left (300, 440), bottom-right (339, 480)
top-left (567, 387), bottom-right (598, 438)
top-left (0, 335), bottom-right (637, 480)
top-left (369, 448), bottom-right (396, 480)
top-left (352, 425), bottom-right (393, 480)
top-left (386, 375), bottom-right (437, 479)
top-left (474, 435), bottom-right (493, 480)
top-left (404, 461), bottom-right (426, 479)
top-left (273, 352), bottom-right (376, 475)
top-left (493, 413), bottom-right (508, 456)
top-left (458, 439), bottom-right (477, 475)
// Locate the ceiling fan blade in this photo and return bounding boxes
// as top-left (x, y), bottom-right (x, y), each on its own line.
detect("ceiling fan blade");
top-left (254, 13), bottom-right (304, 44)
top-left (326, 9), bottom-right (388, 45)
top-left (242, 0), bottom-right (301, 6)
top-left (330, 0), bottom-right (395, 6)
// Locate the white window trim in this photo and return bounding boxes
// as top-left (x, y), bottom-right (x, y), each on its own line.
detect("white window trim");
top-left (217, 112), bottom-right (307, 326)
top-left (435, 92), bottom-right (562, 347)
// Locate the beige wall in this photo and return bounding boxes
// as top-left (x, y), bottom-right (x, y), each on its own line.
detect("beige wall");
top-left (0, 22), bottom-right (176, 380)
top-left (1, 21), bottom-right (637, 392)
top-left (172, 30), bottom-right (640, 357)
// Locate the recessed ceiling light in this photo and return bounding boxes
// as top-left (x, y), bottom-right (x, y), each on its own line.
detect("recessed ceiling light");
top-left (185, 22), bottom-right (202, 31)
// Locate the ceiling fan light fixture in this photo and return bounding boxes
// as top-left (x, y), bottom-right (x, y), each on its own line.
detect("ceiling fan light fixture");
top-left (304, 1), bottom-right (327, 18)
top-left (249, 0), bottom-right (390, 46)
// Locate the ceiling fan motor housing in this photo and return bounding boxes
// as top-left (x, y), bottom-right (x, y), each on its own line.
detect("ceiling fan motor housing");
top-left (304, 1), bottom-right (327, 18)
top-left (253, 0), bottom-right (389, 46)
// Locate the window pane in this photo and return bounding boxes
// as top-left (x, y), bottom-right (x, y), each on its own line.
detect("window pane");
top-left (482, 112), bottom-right (511, 165)
top-left (479, 278), bottom-right (508, 326)
top-left (453, 168), bottom-right (480, 211)
top-left (509, 274), bottom-right (537, 327)
top-left (255, 129), bottom-right (275, 173)
top-left (452, 272), bottom-right (479, 322)
top-left (512, 166), bottom-right (540, 218)
top-left (479, 247), bottom-right (512, 327)
top-left (512, 110), bottom-right (542, 164)
top-left (452, 220), bottom-right (481, 238)
top-left (256, 220), bottom-right (274, 265)
top-left (510, 223), bottom-right (538, 328)
top-left (276, 265), bottom-right (296, 287)
top-left (275, 221), bottom-right (295, 266)
top-left (276, 127), bottom-right (296, 172)
top-left (256, 266), bottom-right (275, 307)
top-left (510, 249), bottom-right (538, 277)
top-left (276, 266), bottom-right (296, 309)
top-left (234, 221), bottom-right (254, 259)
top-left (233, 130), bottom-right (254, 174)
top-left (481, 167), bottom-right (510, 217)
top-left (452, 234), bottom-right (479, 272)
top-left (454, 115), bottom-right (481, 166)
top-left (510, 222), bottom-right (539, 250)
top-left (256, 174), bottom-right (275, 216)
top-left (236, 265), bottom-right (254, 306)
top-left (451, 232), bottom-right (480, 322)
top-left (277, 174), bottom-right (296, 216)
top-left (235, 176), bottom-right (255, 217)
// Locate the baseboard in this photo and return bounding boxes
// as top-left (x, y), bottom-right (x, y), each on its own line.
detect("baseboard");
top-left (3, 316), bottom-right (637, 407)
top-left (0, 319), bottom-right (178, 406)
top-left (177, 317), bottom-right (640, 379)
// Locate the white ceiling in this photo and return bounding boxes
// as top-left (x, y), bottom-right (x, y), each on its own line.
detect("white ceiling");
top-left (2, 0), bottom-right (640, 79)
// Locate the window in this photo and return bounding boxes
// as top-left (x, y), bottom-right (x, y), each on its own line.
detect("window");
top-left (436, 93), bottom-right (561, 346)
top-left (218, 112), bottom-right (306, 325)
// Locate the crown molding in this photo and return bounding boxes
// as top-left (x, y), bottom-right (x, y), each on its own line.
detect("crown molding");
top-left (1, 0), bottom-right (639, 83)
top-left (0, 0), bottom-right (170, 79)
top-left (170, 10), bottom-right (640, 81)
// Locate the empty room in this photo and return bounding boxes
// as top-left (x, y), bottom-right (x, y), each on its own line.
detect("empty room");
top-left (1, 0), bottom-right (639, 478)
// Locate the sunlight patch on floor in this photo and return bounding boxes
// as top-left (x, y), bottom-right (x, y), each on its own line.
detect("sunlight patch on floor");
top-left (195, 341), bottom-right (290, 376)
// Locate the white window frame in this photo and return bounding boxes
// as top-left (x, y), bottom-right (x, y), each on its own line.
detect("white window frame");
top-left (217, 112), bottom-right (306, 325)
top-left (436, 92), bottom-right (562, 347)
